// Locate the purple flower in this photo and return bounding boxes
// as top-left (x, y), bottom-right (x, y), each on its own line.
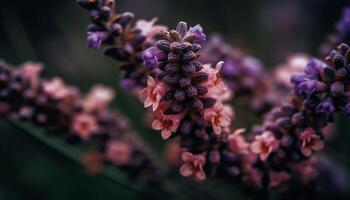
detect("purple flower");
top-left (304, 59), bottom-right (326, 79)
top-left (336, 7), bottom-right (350, 37)
top-left (316, 98), bottom-right (335, 122)
top-left (242, 56), bottom-right (263, 77)
top-left (187, 25), bottom-right (207, 44)
top-left (141, 47), bottom-right (161, 68)
top-left (222, 58), bottom-right (239, 77)
top-left (87, 31), bottom-right (107, 49)
top-left (296, 79), bottom-right (326, 97)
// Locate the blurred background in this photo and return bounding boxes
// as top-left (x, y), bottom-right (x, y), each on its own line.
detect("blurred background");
top-left (0, 0), bottom-right (350, 199)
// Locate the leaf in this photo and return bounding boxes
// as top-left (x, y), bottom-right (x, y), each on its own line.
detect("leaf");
top-left (5, 119), bottom-right (154, 198)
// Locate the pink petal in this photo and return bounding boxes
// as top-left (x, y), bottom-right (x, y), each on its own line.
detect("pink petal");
top-left (161, 129), bottom-right (172, 139)
top-left (180, 163), bottom-right (193, 177)
top-left (151, 119), bottom-right (162, 130)
top-left (182, 152), bottom-right (194, 162)
top-left (195, 168), bottom-right (206, 181)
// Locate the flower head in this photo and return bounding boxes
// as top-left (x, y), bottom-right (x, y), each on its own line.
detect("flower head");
top-left (87, 31), bottom-right (108, 49)
top-left (19, 62), bottom-right (43, 88)
top-left (187, 25), bottom-right (207, 44)
top-left (204, 103), bottom-right (232, 135)
top-left (141, 47), bottom-right (162, 68)
top-left (42, 78), bottom-right (71, 99)
top-left (299, 127), bottom-right (324, 157)
top-left (139, 76), bottom-right (168, 111)
top-left (152, 107), bottom-right (182, 139)
top-left (106, 141), bottom-right (131, 165)
top-left (83, 85), bottom-right (115, 113)
top-left (135, 18), bottom-right (167, 39)
top-left (180, 152), bottom-right (206, 181)
top-left (228, 128), bottom-right (249, 154)
top-left (72, 113), bottom-right (99, 140)
top-left (250, 131), bottom-right (279, 161)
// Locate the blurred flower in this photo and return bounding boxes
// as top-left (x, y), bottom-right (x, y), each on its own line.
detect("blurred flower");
top-left (299, 128), bottom-right (324, 157)
top-left (83, 85), bottom-right (115, 113)
top-left (135, 18), bottom-right (167, 39)
top-left (106, 141), bottom-right (131, 165)
top-left (228, 128), bottom-right (249, 154)
top-left (251, 131), bottom-right (279, 161)
top-left (72, 113), bottom-right (99, 140)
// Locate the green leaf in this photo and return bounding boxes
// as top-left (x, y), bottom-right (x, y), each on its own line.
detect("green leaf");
top-left (5, 119), bottom-right (158, 199)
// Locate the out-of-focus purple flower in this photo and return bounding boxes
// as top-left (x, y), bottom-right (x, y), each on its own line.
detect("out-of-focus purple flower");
top-left (87, 31), bottom-right (108, 49)
top-left (316, 98), bottom-right (335, 122)
top-left (141, 47), bottom-right (162, 68)
top-left (187, 25), bottom-right (207, 44)
top-left (242, 56), bottom-right (263, 77)
top-left (336, 7), bottom-right (350, 37)
top-left (222, 58), bottom-right (239, 77)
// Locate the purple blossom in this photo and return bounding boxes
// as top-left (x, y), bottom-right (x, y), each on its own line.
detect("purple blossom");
top-left (187, 25), bottom-right (207, 44)
top-left (141, 47), bottom-right (161, 68)
top-left (304, 59), bottom-right (326, 79)
top-left (336, 7), bottom-right (350, 37)
top-left (316, 98), bottom-right (335, 122)
top-left (242, 56), bottom-right (263, 77)
top-left (296, 79), bottom-right (326, 97)
top-left (222, 58), bottom-right (239, 77)
top-left (87, 31), bottom-right (107, 49)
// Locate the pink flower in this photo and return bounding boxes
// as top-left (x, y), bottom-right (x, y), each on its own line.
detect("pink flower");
top-left (152, 107), bottom-right (181, 139)
top-left (42, 78), bottom-right (71, 99)
top-left (269, 171), bottom-right (291, 189)
top-left (134, 18), bottom-right (167, 39)
top-left (202, 61), bottom-right (232, 101)
top-left (250, 131), bottom-right (279, 161)
top-left (83, 85), bottom-right (115, 113)
top-left (179, 152), bottom-right (206, 181)
top-left (299, 127), bottom-right (324, 157)
top-left (228, 128), bottom-right (249, 154)
top-left (72, 114), bottom-right (98, 140)
top-left (106, 141), bottom-right (131, 165)
top-left (139, 76), bottom-right (168, 111)
top-left (19, 62), bottom-right (43, 88)
top-left (204, 103), bottom-right (232, 135)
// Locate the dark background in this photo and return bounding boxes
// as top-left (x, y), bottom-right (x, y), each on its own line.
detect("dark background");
top-left (0, 0), bottom-right (350, 199)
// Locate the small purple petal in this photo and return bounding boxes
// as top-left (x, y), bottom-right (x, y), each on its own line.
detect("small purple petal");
top-left (187, 25), bottom-right (207, 44)
top-left (316, 98), bottom-right (335, 122)
top-left (141, 47), bottom-right (161, 68)
top-left (87, 31), bottom-right (107, 49)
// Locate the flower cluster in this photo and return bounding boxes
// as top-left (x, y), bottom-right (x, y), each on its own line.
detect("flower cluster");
top-left (78, 0), bottom-right (167, 93)
top-left (140, 22), bottom-right (246, 180)
top-left (0, 61), bottom-right (162, 183)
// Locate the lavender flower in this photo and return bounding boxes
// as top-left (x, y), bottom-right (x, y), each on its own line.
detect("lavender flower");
top-left (0, 60), bottom-right (162, 184)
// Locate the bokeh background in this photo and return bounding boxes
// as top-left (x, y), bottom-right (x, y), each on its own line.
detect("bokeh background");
top-left (1, 0), bottom-right (350, 199)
